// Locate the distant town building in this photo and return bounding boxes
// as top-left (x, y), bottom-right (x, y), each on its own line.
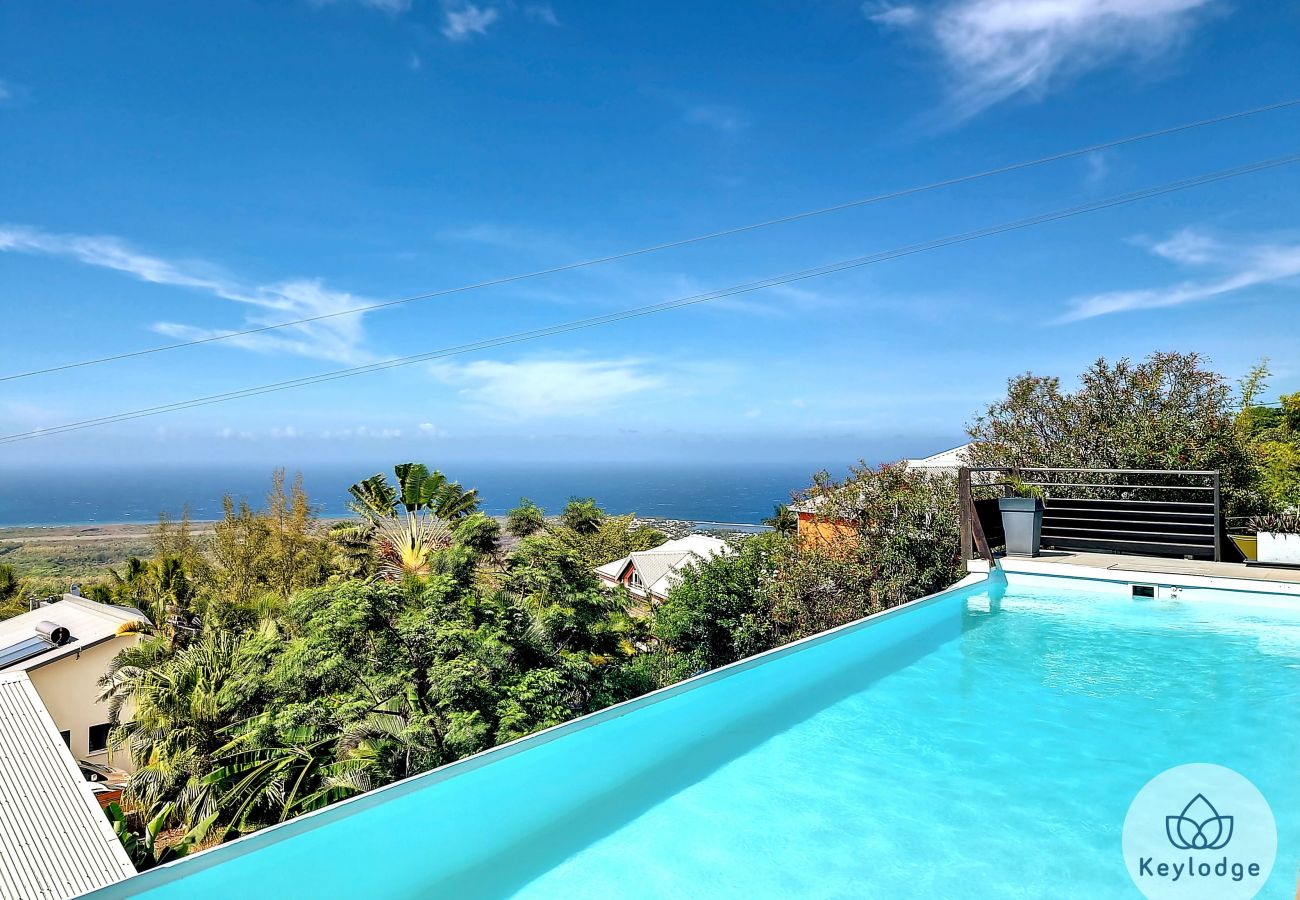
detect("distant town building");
top-left (0, 671), bottom-right (136, 900)
top-left (0, 595), bottom-right (150, 770)
top-left (594, 535), bottom-right (732, 603)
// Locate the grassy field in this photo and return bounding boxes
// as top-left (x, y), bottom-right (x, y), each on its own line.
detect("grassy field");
top-left (0, 523), bottom-right (209, 595)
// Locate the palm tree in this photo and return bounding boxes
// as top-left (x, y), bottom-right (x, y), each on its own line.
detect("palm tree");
top-left (346, 464), bottom-right (479, 579)
top-left (98, 631), bottom-right (261, 826)
top-left (203, 712), bottom-right (372, 831)
top-left (337, 689), bottom-right (437, 781)
top-left (763, 503), bottom-right (798, 537)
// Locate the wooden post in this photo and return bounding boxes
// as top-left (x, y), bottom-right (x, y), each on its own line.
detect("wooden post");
top-left (958, 467), bottom-right (973, 562)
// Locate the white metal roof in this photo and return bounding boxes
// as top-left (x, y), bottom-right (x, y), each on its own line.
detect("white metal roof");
top-left (791, 444), bottom-right (974, 514)
top-left (0, 596), bottom-right (149, 673)
top-left (903, 442), bottom-right (972, 470)
top-left (594, 535), bottom-right (732, 599)
top-left (0, 671), bottom-right (135, 900)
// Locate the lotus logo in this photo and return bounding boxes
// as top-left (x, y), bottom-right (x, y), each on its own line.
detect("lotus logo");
top-left (1166, 794), bottom-right (1234, 850)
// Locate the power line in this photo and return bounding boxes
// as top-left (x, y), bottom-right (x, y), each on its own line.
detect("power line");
top-left (4, 152), bottom-right (1296, 446)
top-left (3, 97), bottom-right (1298, 384)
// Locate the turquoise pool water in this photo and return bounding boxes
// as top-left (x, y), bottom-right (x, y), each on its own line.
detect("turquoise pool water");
top-left (94, 574), bottom-right (1300, 898)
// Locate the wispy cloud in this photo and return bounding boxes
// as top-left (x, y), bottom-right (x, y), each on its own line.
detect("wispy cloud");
top-left (524, 4), bottom-right (559, 26)
top-left (0, 224), bottom-right (374, 363)
top-left (1059, 228), bottom-right (1300, 322)
top-left (685, 104), bottom-right (750, 134)
top-left (442, 3), bottom-right (500, 41)
top-left (311, 0), bottom-right (412, 13)
top-left (864, 4), bottom-right (920, 27)
top-left (0, 78), bottom-right (33, 108)
top-left (428, 357), bottom-right (665, 418)
top-left (866, 0), bottom-right (1214, 121)
top-left (1084, 150), bottom-right (1109, 186)
top-left (433, 222), bottom-right (570, 256)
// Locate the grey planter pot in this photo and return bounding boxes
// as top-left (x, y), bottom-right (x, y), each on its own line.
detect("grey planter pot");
top-left (999, 497), bottom-right (1044, 557)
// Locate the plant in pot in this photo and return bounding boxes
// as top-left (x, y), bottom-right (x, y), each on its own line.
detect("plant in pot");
top-left (1249, 511), bottom-right (1300, 566)
top-left (999, 480), bottom-right (1045, 557)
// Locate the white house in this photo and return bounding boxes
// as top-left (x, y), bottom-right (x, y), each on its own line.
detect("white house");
top-left (903, 442), bottom-right (973, 473)
top-left (594, 535), bottom-right (732, 604)
top-left (0, 671), bottom-right (136, 899)
top-left (0, 595), bottom-right (150, 770)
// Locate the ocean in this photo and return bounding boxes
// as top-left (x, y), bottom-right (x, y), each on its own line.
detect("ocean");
top-left (0, 462), bottom-right (824, 527)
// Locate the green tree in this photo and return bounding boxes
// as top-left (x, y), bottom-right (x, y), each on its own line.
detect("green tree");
top-left (505, 498), bottom-right (545, 538)
top-left (650, 534), bottom-right (776, 683)
top-left (454, 512), bottom-right (502, 558)
top-left (559, 498), bottom-right (604, 535)
top-left (1238, 370), bottom-right (1300, 509)
top-left (549, 513), bottom-right (667, 570)
top-left (967, 352), bottom-right (1261, 515)
top-left (203, 712), bottom-right (371, 833)
top-left (98, 630), bottom-right (271, 826)
top-left (0, 564), bottom-right (27, 619)
top-left (763, 503), bottom-right (798, 537)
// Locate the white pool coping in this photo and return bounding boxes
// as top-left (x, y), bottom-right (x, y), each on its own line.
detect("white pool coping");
top-left (85, 570), bottom-right (993, 897)
top-left (969, 554), bottom-right (1300, 598)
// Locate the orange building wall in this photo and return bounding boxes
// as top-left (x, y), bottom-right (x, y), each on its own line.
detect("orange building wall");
top-left (796, 512), bottom-right (858, 548)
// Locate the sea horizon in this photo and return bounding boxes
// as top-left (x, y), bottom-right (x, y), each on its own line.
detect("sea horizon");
top-left (0, 460), bottom-right (845, 528)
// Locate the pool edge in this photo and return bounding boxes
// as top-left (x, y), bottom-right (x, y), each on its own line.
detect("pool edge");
top-left (84, 571), bottom-right (993, 897)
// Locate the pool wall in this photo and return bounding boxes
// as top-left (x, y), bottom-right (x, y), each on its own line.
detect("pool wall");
top-left (86, 572), bottom-right (994, 898)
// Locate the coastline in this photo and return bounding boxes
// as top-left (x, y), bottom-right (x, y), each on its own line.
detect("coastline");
top-left (0, 517), bottom-right (768, 589)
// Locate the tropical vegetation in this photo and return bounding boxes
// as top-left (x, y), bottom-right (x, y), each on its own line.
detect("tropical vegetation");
top-left (0, 351), bottom-right (1292, 867)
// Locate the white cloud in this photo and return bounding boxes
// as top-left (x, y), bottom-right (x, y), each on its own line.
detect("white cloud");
top-left (685, 104), bottom-right (750, 134)
top-left (1085, 150), bottom-right (1108, 186)
top-left (0, 224), bottom-right (373, 363)
top-left (312, 0), bottom-right (412, 12)
top-left (525, 4), bottom-right (559, 26)
top-left (0, 78), bottom-right (31, 107)
top-left (433, 222), bottom-right (567, 255)
top-left (1149, 228), bottom-right (1219, 265)
top-left (442, 4), bottom-right (500, 41)
top-left (868, 0), bottom-right (1214, 121)
top-left (428, 357), bottom-right (665, 418)
top-left (864, 4), bottom-right (920, 27)
top-left (1059, 229), bottom-right (1300, 322)
top-left (320, 425), bottom-right (406, 439)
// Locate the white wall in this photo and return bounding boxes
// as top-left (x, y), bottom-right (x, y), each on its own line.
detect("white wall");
top-left (27, 635), bottom-right (138, 771)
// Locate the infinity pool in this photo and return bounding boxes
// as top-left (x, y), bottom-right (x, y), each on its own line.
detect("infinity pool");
top-left (92, 572), bottom-right (1300, 898)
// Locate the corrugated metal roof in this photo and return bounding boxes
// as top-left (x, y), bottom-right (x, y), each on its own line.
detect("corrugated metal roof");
top-left (626, 552), bottom-right (682, 594)
top-left (0, 672), bottom-right (135, 900)
top-left (0, 596), bottom-right (150, 674)
top-left (614, 537), bottom-right (733, 599)
top-left (903, 442), bottom-right (972, 470)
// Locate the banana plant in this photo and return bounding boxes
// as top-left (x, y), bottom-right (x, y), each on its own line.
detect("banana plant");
top-left (105, 801), bottom-right (218, 871)
top-left (202, 712), bottom-right (372, 831)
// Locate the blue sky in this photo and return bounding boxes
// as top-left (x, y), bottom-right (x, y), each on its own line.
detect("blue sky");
top-left (1, 0), bottom-right (1298, 470)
